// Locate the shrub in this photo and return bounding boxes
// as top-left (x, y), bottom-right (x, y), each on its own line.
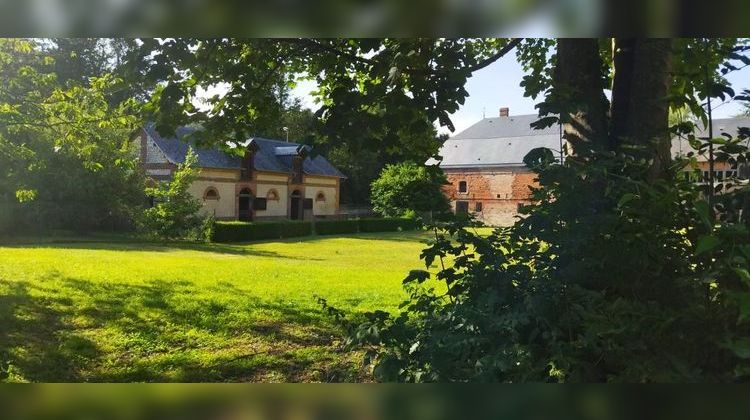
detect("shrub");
top-left (370, 162), bottom-right (450, 218)
top-left (279, 221), bottom-right (313, 238)
top-left (141, 148), bottom-right (205, 240)
top-left (213, 220), bottom-right (312, 242)
top-left (337, 141), bottom-right (750, 382)
top-left (358, 217), bottom-right (420, 233)
top-left (315, 220), bottom-right (360, 235)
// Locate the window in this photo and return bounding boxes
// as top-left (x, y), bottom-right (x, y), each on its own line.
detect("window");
top-left (315, 192), bottom-right (326, 202)
top-left (455, 201), bottom-right (469, 214)
top-left (253, 197), bottom-right (267, 210)
top-left (266, 189), bottom-right (279, 201)
top-left (458, 181), bottom-right (467, 193)
top-left (474, 202), bottom-right (482, 212)
top-left (203, 187), bottom-right (219, 200)
top-left (517, 203), bottom-right (525, 213)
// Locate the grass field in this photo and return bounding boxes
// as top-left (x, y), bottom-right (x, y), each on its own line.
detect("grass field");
top-left (0, 231), bottom-right (436, 382)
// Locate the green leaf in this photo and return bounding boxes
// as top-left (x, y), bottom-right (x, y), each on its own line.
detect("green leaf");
top-left (403, 270), bottom-right (430, 284)
top-left (727, 338), bottom-right (750, 359)
top-left (695, 235), bottom-right (721, 255)
top-left (734, 268), bottom-right (750, 287)
top-left (617, 193), bottom-right (638, 208)
top-left (694, 200), bottom-right (712, 228)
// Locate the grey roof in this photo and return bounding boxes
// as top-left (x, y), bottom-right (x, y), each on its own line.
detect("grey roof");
top-left (429, 114), bottom-right (563, 168)
top-left (672, 117), bottom-right (750, 161)
top-left (433, 114), bottom-right (750, 168)
top-left (144, 124), bottom-right (242, 169)
top-left (144, 123), bottom-right (345, 178)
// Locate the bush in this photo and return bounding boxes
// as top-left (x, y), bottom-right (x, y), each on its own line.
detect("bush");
top-left (338, 140), bottom-right (750, 382)
top-left (141, 148), bottom-right (205, 240)
top-left (358, 217), bottom-right (420, 233)
top-left (315, 220), bottom-right (360, 235)
top-left (213, 220), bottom-right (312, 242)
top-left (370, 161), bottom-right (450, 217)
top-left (279, 221), bottom-right (313, 238)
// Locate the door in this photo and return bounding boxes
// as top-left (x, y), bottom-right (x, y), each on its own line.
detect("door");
top-left (290, 190), bottom-right (302, 220)
top-left (238, 188), bottom-right (253, 221)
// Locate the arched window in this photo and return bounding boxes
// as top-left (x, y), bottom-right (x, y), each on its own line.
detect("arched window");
top-left (458, 181), bottom-right (468, 193)
top-left (204, 187), bottom-right (220, 200)
top-left (266, 189), bottom-right (279, 201)
top-left (315, 191), bottom-right (326, 202)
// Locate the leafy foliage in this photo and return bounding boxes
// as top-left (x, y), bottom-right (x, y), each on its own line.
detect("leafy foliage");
top-left (141, 148), bottom-right (205, 240)
top-left (0, 39), bottom-right (143, 234)
top-left (370, 162), bottom-right (450, 218)
top-left (331, 137), bottom-right (750, 381)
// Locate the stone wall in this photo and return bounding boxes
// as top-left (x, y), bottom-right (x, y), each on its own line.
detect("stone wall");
top-left (443, 167), bottom-right (538, 226)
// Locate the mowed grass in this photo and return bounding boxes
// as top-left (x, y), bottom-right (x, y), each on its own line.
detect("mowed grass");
top-left (0, 231), bottom-right (435, 382)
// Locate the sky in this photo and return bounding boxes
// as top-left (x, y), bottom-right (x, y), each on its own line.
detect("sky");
top-left (291, 52), bottom-right (750, 137)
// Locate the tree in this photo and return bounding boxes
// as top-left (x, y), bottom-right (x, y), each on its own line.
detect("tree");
top-left (309, 38), bottom-right (750, 382)
top-left (370, 162), bottom-right (449, 218)
top-left (0, 39), bottom-right (142, 234)
top-left (141, 147), bottom-right (206, 240)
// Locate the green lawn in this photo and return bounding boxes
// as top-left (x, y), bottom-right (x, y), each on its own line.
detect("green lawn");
top-left (0, 231), bottom-right (435, 382)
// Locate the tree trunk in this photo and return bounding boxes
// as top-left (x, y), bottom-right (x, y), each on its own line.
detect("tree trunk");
top-left (555, 39), bottom-right (610, 153)
top-left (610, 39), bottom-right (674, 180)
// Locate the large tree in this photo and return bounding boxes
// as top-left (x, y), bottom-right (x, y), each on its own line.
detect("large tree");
top-left (0, 39), bottom-right (142, 233)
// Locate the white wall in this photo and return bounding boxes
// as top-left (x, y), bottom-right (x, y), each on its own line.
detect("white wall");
top-left (187, 180), bottom-right (237, 219)
top-left (254, 184), bottom-right (289, 217)
top-left (306, 187), bottom-right (337, 216)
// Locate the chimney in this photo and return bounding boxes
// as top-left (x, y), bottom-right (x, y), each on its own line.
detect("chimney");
top-left (499, 107), bottom-right (509, 117)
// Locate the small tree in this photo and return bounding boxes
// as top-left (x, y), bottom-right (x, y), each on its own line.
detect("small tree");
top-left (370, 162), bottom-right (449, 218)
top-left (142, 147), bottom-right (205, 240)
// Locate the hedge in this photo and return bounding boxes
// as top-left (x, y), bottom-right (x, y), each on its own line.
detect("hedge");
top-left (213, 217), bottom-right (420, 242)
top-left (314, 219), bottom-right (360, 235)
top-left (358, 217), bottom-right (421, 233)
top-left (213, 221), bottom-right (312, 242)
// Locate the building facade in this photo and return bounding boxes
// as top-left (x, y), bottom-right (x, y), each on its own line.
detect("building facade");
top-left (133, 124), bottom-right (346, 221)
top-left (434, 111), bottom-right (750, 226)
top-left (430, 108), bottom-right (564, 226)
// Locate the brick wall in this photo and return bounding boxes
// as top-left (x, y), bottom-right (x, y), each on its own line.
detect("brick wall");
top-left (443, 167), bottom-right (538, 226)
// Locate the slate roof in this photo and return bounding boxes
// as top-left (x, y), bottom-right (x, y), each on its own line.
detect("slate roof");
top-left (144, 123), bottom-right (346, 178)
top-left (429, 114), bottom-right (563, 168)
top-left (432, 114), bottom-right (750, 169)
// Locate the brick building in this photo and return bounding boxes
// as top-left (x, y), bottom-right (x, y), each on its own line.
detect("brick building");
top-left (429, 108), bottom-right (564, 226)
top-left (432, 111), bottom-right (750, 226)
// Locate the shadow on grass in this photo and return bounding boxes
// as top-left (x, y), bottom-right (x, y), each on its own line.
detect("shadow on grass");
top-left (0, 277), bottom-right (362, 382)
top-left (0, 240), bottom-right (324, 260)
top-left (0, 281), bottom-right (101, 382)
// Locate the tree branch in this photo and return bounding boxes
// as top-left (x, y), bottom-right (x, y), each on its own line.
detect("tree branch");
top-left (466, 38), bottom-right (523, 73)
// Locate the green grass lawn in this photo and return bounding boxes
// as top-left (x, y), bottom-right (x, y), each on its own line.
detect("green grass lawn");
top-left (0, 231), bottom-right (436, 382)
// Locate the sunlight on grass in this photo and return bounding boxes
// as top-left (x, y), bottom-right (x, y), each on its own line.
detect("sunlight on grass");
top-left (0, 231), bottom-right (434, 382)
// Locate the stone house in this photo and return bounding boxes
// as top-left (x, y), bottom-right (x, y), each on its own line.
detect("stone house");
top-left (133, 124), bottom-right (346, 221)
top-left (429, 108), bottom-right (564, 226)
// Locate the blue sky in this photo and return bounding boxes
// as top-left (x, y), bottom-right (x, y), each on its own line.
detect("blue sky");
top-left (293, 52), bottom-right (750, 136)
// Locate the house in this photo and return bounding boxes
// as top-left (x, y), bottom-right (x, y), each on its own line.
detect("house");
top-left (432, 108), bottom-right (750, 226)
top-left (672, 116), bottom-right (750, 183)
top-left (429, 108), bottom-right (564, 226)
top-left (133, 124), bottom-right (346, 221)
